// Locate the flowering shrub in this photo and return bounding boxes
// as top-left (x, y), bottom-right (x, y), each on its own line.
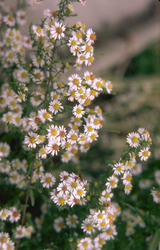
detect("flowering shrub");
top-left (0, 0), bottom-right (158, 250)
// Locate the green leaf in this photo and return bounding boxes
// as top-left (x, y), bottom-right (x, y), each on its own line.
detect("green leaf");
top-left (29, 189), bottom-right (35, 207)
top-left (149, 228), bottom-right (160, 250)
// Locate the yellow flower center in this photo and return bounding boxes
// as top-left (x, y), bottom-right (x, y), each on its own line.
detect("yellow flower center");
top-left (21, 72), bottom-right (27, 78)
top-left (54, 103), bottom-right (60, 110)
top-left (77, 189), bottom-right (83, 196)
top-left (71, 40), bottom-right (77, 46)
top-left (143, 151), bottom-right (150, 157)
top-left (107, 229), bottom-right (113, 235)
top-left (36, 27), bottom-right (42, 33)
top-left (86, 224), bottom-right (92, 231)
top-left (59, 198), bottom-right (65, 204)
top-left (51, 129), bottom-right (58, 136)
top-left (71, 182), bottom-right (77, 188)
top-left (71, 134), bottom-right (77, 141)
top-left (45, 177), bottom-right (52, 183)
top-left (43, 112), bottom-right (50, 119)
top-left (73, 79), bottom-right (79, 85)
top-left (132, 136), bottom-right (138, 143)
top-left (126, 175), bottom-right (132, 182)
top-left (90, 33), bottom-right (96, 41)
top-left (30, 137), bottom-right (36, 144)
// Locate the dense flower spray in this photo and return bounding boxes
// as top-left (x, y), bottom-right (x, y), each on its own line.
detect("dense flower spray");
top-left (0, 0), bottom-right (153, 250)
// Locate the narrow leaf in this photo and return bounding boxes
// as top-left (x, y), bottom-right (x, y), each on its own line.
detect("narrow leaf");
top-left (29, 189), bottom-right (35, 207)
top-left (149, 228), bottom-right (160, 250)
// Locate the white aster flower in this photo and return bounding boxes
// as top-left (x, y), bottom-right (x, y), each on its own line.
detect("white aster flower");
top-left (24, 132), bottom-right (38, 148)
top-left (138, 147), bottom-right (151, 161)
top-left (48, 100), bottom-right (63, 114)
top-left (73, 104), bottom-right (84, 118)
top-left (40, 172), bottom-right (56, 188)
top-left (151, 190), bottom-right (160, 203)
top-left (126, 132), bottom-right (140, 148)
top-left (50, 22), bottom-right (65, 40)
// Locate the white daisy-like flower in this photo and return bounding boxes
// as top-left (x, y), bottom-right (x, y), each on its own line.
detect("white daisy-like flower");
top-left (77, 133), bottom-right (88, 145)
top-left (59, 171), bottom-right (70, 181)
top-left (3, 15), bottom-right (16, 26)
top-left (99, 189), bottom-right (113, 204)
top-left (14, 225), bottom-right (26, 239)
top-left (16, 68), bottom-right (30, 83)
top-left (68, 74), bottom-right (82, 89)
top-left (66, 214), bottom-right (78, 228)
top-left (23, 36), bottom-right (33, 49)
top-left (31, 55), bottom-right (45, 68)
top-left (85, 54), bottom-right (94, 66)
top-left (67, 130), bottom-right (78, 144)
top-left (32, 25), bottom-right (45, 37)
top-left (138, 147), bottom-right (151, 161)
top-left (151, 190), bottom-right (160, 203)
top-left (138, 127), bottom-right (150, 141)
top-left (0, 142), bottom-right (10, 157)
top-left (67, 35), bottom-right (79, 49)
top-left (0, 209), bottom-right (10, 221)
top-left (105, 81), bottom-right (113, 94)
top-left (31, 69), bottom-right (45, 84)
top-left (61, 151), bottom-right (73, 162)
top-left (86, 28), bottom-right (96, 45)
top-left (53, 216), bottom-right (66, 232)
top-left (105, 225), bottom-right (117, 240)
top-left (40, 172), bottom-right (56, 188)
top-left (113, 162), bottom-right (124, 175)
top-left (73, 185), bottom-right (86, 199)
top-left (36, 135), bottom-right (46, 144)
top-left (105, 175), bottom-right (119, 190)
top-left (8, 207), bottom-right (21, 223)
top-left (0, 232), bottom-right (10, 247)
top-left (84, 123), bottom-right (95, 135)
top-left (50, 22), bottom-right (65, 40)
top-left (24, 132), bottom-right (38, 148)
top-left (0, 161), bottom-right (11, 173)
top-left (131, 163), bottom-right (142, 175)
top-left (58, 126), bottom-right (66, 141)
top-left (52, 193), bottom-right (68, 207)
top-left (122, 171), bottom-right (132, 185)
top-left (82, 43), bottom-right (94, 57)
top-left (16, 10), bottom-right (26, 25)
top-left (38, 109), bottom-right (52, 123)
top-left (126, 132), bottom-right (140, 148)
top-left (81, 218), bottom-right (95, 235)
top-left (47, 138), bottom-right (61, 156)
top-left (9, 171), bottom-right (21, 185)
top-left (77, 237), bottom-right (93, 250)
top-left (73, 104), bottom-right (84, 118)
top-left (38, 146), bottom-right (49, 159)
top-left (47, 125), bottom-right (59, 138)
top-left (48, 100), bottom-right (63, 114)
top-left (124, 183), bottom-right (132, 194)
top-left (2, 112), bottom-right (14, 124)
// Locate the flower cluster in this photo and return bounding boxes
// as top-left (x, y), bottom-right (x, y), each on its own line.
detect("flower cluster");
top-left (78, 203), bottom-right (120, 250)
top-left (0, 3), bottom-right (112, 165)
top-left (53, 214), bottom-right (79, 232)
top-left (50, 171), bottom-right (89, 207)
top-left (0, 207), bottom-right (21, 223)
top-left (121, 209), bottom-right (145, 236)
top-left (102, 128), bottom-right (152, 197)
top-left (0, 232), bottom-right (15, 250)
